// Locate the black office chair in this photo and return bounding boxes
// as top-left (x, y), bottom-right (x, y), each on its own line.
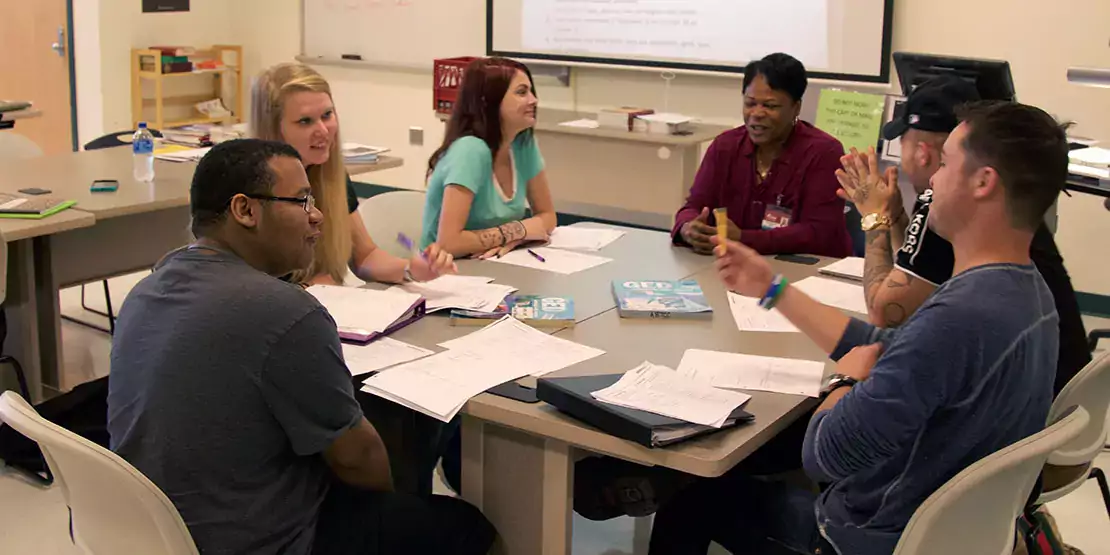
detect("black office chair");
top-left (62, 129), bottom-right (165, 335)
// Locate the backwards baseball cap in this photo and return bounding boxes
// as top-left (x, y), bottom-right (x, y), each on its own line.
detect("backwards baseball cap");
top-left (882, 75), bottom-right (981, 140)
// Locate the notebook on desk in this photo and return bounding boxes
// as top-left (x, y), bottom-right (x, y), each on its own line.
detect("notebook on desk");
top-left (537, 373), bottom-right (754, 448)
top-left (0, 194), bottom-right (75, 219)
top-left (307, 285), bottom-right (427, 344)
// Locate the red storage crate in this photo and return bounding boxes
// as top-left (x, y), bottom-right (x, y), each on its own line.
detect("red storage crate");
top-left (433, 56), bottom-right (478, 116)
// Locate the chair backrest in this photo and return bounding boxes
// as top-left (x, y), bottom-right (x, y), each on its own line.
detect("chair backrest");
top-left (1046, 349), bottom-right (1110, 466)
top-left (892, 406), bottom-right (1089, 555)
top-left (356, 190), bottom-right (428, 259)
top-left (83, 129), bottom-right (163, 151)
top-left (0, 132), bottom-right (44, 161)
top-left (0, 391), bottom-right (198, 555)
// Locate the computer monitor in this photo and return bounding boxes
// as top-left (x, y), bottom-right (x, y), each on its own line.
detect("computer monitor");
top-left (893, 52), bottom-right (1017, 101)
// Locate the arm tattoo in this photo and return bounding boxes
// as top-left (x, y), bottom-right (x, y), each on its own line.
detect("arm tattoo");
top-left (477, 228), bottom-right (503, 249)
top-left (862, 228), bottom-right (894, 308)
top-left (880, 302), bottom-right (908, 326)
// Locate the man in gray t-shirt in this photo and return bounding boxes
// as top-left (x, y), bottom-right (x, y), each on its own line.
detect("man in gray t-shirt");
top-left (108, 139), bottom-right (493, 555)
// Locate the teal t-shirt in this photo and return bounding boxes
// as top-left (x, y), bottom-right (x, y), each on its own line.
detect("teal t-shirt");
top-left (421, 134), bottom-right (545, 249)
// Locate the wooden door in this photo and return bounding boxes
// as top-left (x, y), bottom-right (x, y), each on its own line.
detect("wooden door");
top-left (0, 0), bottom-right (73, 155)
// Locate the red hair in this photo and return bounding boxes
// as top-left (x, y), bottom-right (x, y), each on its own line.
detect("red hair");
top-left (427, 57), bottom-right (536, 176)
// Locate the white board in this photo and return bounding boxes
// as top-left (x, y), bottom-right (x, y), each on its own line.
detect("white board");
top-left (303, 0), bottom-right (486, 70)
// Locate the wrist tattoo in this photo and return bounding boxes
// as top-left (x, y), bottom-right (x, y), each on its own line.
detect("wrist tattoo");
top-left (497, 224), bottom-right (508, 246)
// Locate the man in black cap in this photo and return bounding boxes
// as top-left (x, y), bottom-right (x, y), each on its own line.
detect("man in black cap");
top-left (837, 76), bottom-right (1090, 397)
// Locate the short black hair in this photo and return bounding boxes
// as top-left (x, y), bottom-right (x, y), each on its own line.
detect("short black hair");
top-left (742, 53), bottom-right (808, 102)
top-left (956, 101), bottom-right (1071, 231)
top-left (190, 139), bottom-right (302, 237)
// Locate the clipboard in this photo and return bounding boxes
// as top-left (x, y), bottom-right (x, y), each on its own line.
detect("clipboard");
top-left (338, 297), bottom-right (428, 344)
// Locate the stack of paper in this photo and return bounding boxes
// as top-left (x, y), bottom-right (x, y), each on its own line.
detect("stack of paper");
top-left (361, 349), bottom-right (528, 421)
top-left (439, 315), bottom-right (604, 376)
top-left (1069, 146), bottom-right (1110, 170)
top-left (591, 362), bottom-right (751, 428)
top-left (794, 277), bottom-right (869, 314)
top-left (154, 146), bottom-right (210, 162)
top-left (547, 226), bottom-right (626, 251)
top-left (341, 338), bottom-right (434, 376)
top-left (818, 257), bottom-right (865, 282)
top-left (488, 247), bottom-right (611, 275)
top-left (307, 285), bottom-right (422, 336)
top-left (393, 275), bottom-right (516, 313)
top-left (558, 119), bottom-right (601, 129)
top-left (676, 349), bottom-right (826, 397)
top-left (360, 316), bottom-right (605, 421)
top-left (726, 292), bottom-right (798, 333)
top-left (343, 142), bottom-right (390, 164)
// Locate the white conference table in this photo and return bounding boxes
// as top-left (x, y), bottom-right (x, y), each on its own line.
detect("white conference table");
top-left (376, 224), bottom-right (842, 555)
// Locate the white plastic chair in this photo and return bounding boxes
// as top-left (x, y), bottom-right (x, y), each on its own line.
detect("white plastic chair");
top-left (0, 131), bottom-right (44, 160)
top-left (0, 391), bottom-right (199, 554)
top-left (1036, 350), bottom-right (1110, 514)
top-left (355, 190), bottom-right (428, 259)
top-left (892, 406), bottom-right (1089, 555)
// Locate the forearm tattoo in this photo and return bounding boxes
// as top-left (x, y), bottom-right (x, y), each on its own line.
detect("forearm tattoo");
top-left (863, 228), bottom-right (894, 309)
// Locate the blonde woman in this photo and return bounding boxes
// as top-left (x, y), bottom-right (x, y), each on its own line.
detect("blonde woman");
top-left (251, 63), bottom-right (455, 285)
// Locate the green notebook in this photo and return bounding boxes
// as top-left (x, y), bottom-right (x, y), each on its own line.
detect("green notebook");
top-left (0, 194), bottom-right (76, 219)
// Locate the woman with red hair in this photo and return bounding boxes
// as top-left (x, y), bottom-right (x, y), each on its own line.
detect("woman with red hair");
top-left (421, 57), bottom-right (557, 258)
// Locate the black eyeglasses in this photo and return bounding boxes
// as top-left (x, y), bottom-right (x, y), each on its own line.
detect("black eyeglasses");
top-left (241, 193), bottom-right (316, 213)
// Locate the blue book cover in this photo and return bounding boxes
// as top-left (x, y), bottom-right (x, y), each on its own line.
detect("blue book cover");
top-left (612, 280), bottom-right (712, 319)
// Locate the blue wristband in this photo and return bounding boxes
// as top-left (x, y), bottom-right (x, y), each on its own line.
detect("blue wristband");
top-left (763, 276), bottom-right (788, 310)
top-left (758, 274), bottom-right (785, 309)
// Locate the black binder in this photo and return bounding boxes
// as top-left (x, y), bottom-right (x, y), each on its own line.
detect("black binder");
top-left (537, 373), bottom-right (754, 448)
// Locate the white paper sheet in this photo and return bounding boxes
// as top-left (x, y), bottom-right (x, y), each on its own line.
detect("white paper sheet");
top-left (341, 338), bottom-right (435, 376)
top-left (676, 349), bottom-right (826, 397)
top-left (486, 247), bottom-right (611, 275)
top-left (591, 362), bottom-right (751, 428)
top-left (726, 292), bottom-right (798, 333)
top-left (817, 257), bottom-right (865, 282)
top-left (393, 275), bottom-right (515, 312)
top-left (360, 349), bottom-right (528, 422)
top-left (546, 226), bottom-right (626, 252)
top-left (439, 316), bottom-right (605, 377)
top-left (307, 285), bottom-right (421, 335)
top-left (558, 118), bottom-right (601, 129)
top-left (793, 276), bottom-right (869, 314)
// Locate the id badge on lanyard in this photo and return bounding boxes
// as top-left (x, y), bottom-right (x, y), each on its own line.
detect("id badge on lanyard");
top-left (761, 194), bottom-right (792, 230)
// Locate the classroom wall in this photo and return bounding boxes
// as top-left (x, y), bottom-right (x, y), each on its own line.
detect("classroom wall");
top-left (74, 0), bottom-right (236, 146)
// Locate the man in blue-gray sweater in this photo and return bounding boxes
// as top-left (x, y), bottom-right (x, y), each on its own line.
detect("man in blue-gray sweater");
top-left (648, 101), bottom-right (1069, 555)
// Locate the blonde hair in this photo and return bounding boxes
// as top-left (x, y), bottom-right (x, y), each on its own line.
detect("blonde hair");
top-left (251, 63), bottom-right (351, 284)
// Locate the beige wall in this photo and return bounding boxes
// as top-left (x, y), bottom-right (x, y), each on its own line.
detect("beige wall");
top-left (78, 0), bottom-right (1109, 293)
top-left (75, 0), bottom-right (235, 145)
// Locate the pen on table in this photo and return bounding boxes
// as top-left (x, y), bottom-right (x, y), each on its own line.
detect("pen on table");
top-left (527, 249), bottom-right (546, 263)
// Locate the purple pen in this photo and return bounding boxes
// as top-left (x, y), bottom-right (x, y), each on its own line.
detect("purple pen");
top-left (396, 232), bottom-right (428, 260)
top-left (527, 249), bottom-right (546, 263)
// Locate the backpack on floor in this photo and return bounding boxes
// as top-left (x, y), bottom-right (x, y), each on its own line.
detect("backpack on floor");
top-left (0, 376), bottom-right (110, 484)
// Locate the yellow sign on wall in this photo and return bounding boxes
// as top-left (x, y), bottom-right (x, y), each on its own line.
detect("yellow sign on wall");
top-left (814, 89), bottom-right (887, 153)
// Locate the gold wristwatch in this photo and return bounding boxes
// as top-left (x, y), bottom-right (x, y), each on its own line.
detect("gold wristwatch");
top-left (860, 212), bottom-right (893, 231)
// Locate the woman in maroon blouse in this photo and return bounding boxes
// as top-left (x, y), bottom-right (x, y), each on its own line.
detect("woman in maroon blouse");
top-left (673, 53), bottom-right (851, 258)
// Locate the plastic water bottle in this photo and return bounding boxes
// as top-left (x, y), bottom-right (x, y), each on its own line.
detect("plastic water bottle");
top-left (132, 122), bottom-right (155, 182)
